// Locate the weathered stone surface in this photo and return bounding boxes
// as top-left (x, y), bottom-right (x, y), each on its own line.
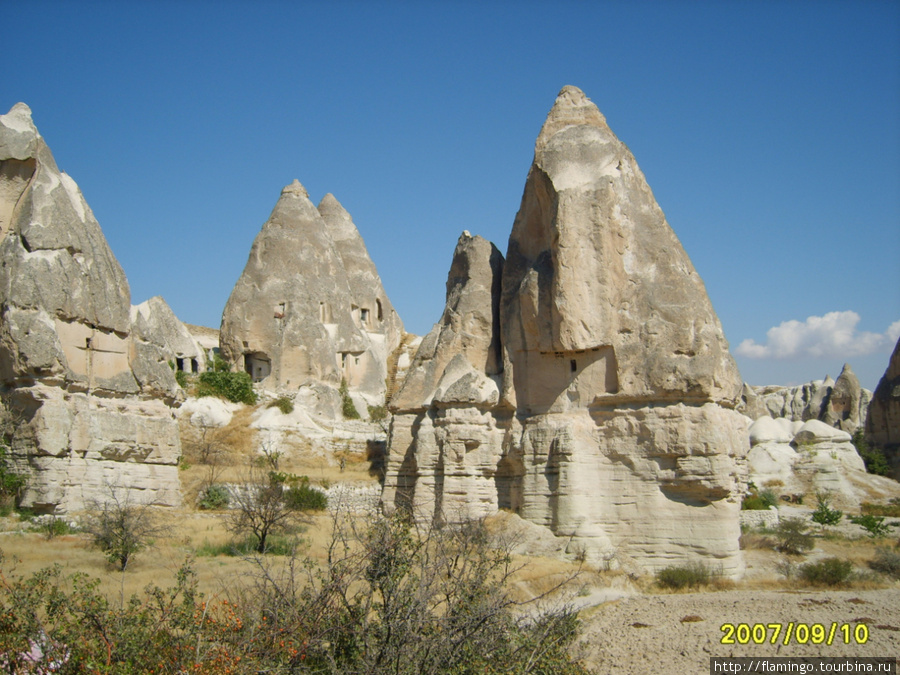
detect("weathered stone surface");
top-left (391, 232), bottom-right (503, 411)
top-left (740, 367), bottom-right (872, 434)
top-left (747, 416), bottom-right (898, 508)
top-left (384, 87), bottom-right (748, 575)
top-left (0, 103), bottom-right (182, 512)
top-left (220, 182), bottom-right (402, 413)
top-left (131, 296), bottom-right (207, 376)
top-left (502, 86), bottom-right (742, 408)
top-left (866, 337), bottom-right (900, 472)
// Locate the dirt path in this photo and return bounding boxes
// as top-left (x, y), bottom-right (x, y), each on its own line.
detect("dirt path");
top-left (577, 589), bottom-right (900, 674)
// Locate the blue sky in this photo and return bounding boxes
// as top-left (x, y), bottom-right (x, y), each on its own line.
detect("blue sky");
top-left (3, 0), bottom-right (898, 390)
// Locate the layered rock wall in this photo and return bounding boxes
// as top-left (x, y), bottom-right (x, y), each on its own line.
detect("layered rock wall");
top-left (384, 87), bottom-right (748, 575)
top-left (0, 103), bottom-right (182, 512)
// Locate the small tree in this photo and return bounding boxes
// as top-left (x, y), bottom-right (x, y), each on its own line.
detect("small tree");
top-left (775, 517), bottom-right (814, 555)
top-left (849, 514), bottom-right (898, 539)
top-left (227, 468), bottom-right (306, 554)
top-left (84, 487), bottom-right (169, 570)
top-left (811, 491), bottom-right (843, 529)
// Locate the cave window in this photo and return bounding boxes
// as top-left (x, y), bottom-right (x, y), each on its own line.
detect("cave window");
top-left (376, 299), bottom-right (383, 321)
top-left (191, 358), bottom-right (199, 373)
top-left (570, 359), bottom-right (577, 373)
top-left (175, 357), bottom-right (185, 372)
top-left (360, 308), bottom-right (369, 325)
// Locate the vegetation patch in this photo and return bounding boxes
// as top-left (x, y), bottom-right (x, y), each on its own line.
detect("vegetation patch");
top-left (811, 491), bottom-right (843, 528)
top-left (198, 484), bottom-right (230, 510)
top-left (849, 514), bottom-right (898, 539)
top-left (656, 562), bottom-right (714, 590)
top-left (339, 378), bottom-right (360, 419)
top-left (798, 557), bottom-right (854, 586)
top-left (868, 548), bottom-right (900, 579)
top-left (268, 395), bottom-right (294, 414)
top-left (741, 488), bottom-right (778, 511)
top-left (852, 430), bottom-right (890, 476)
top-left (774, 517), bottom-right (814, 555)
top-left (861, 499), bottom-right (900, 518)
top-left (196, 370), bottom-right (257, 405)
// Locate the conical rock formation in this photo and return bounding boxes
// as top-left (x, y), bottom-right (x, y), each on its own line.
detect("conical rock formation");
top-left (220, 182), bottom-right (402, 415)
top-left (0, 103), bottom-right (182, 512)
top-left (384, 87), bottom-right (748, 575)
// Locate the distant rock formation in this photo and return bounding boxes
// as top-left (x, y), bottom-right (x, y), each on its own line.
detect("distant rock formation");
top-left (219, 183), bottom-right (403, 417)
top-left (0, 103), bottom-right (182, 512)
top-left (740, 364), bottom-right (872, 434)
top-left (748, 417), bottom-right (899, 507)
top-left (866, 337), bottom-right (900, 472)
top-left (384, 87), bottom-right (749, 575)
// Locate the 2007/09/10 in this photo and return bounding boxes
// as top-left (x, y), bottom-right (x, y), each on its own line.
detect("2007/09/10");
top-left (720, 622), bottom-right (868, 645)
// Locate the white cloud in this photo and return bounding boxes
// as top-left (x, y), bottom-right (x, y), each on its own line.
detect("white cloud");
top-left (736, 311), bottom-right (899, 360)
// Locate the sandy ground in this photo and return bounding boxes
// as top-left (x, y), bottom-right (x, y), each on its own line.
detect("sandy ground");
top-left (576, 589), bottom-right (900, 674)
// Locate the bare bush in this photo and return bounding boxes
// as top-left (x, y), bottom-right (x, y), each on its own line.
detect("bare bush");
top-left (83, 487), bottom-right (170, 571)
top-left (239, 511), bottom-right (587, 673)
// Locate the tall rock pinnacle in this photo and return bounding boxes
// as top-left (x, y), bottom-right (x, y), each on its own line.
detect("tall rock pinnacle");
top-left (384, 87), bottom-right (748, 575)
top-left (503, 85), bottom-right (742, 410)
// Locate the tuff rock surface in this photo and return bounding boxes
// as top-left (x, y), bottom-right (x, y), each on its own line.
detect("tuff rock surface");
top-left (220, 183), bottom-right (402, 416)
top-left (739, 364), bottom-right (871, 434)
top-left (747, 416), bottom-right (900, 508)
top-left (384, 87), bottom-right (749, 575)
top-left (0, 103), bottom-right (182, 513)
top-left (865, 337), bottom-right (900, 473)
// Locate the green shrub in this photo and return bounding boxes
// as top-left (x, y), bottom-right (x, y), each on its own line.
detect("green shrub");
top-left (339, 378), bottom-right (360, 419)
top-left (798, 557), bottom-right (853, 586)
top-left (869, 548), bottom-right (900, 579)
top-left (174, 370), bottom-right (189, 389)
top-left (32, 517), bottom-right (76, 540)
top-left (283, 480), bottom-right (327, 512)
top-left (198, 484), bottom-right (231, 510)
top-left (741, 495), bottom-right (767, 510)
top-left (811, 491), bottom-right (843, 528)
top-left (775, 517), bottom-right (814, 555)
top-left (268, 395), bottom-right (294, 414)
top-left (852, 430), bottom-right (890, 476)
top-left (656, 561), bottom-right (713, 589)
top-left (196, 534), bottom-right (302, 557)
top-left (849, 514), bottom-right (898, 538)
top-left (196, 370), bottom-right (257, 405)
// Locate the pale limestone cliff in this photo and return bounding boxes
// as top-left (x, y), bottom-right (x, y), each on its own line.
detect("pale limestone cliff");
top-left (383, 87), bottom-right (748, 576)
top-left (219, 182), bottom-right (402, 416)
top-left (0, 103), bottom-right (181, 513)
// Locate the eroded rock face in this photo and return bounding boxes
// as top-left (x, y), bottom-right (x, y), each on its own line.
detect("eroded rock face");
top-left (740, 364), bottom-right (872, 434)
top-left (747, 416), bottom-right (899, 508)
top-left (220, 183), bottom-right (402, 413)
top-left (384, 87), bottom-right (748, 575)
top-left (866, 337), bottom-right (900, 472)
top-left (0, 103), bottom-right (181, 512)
